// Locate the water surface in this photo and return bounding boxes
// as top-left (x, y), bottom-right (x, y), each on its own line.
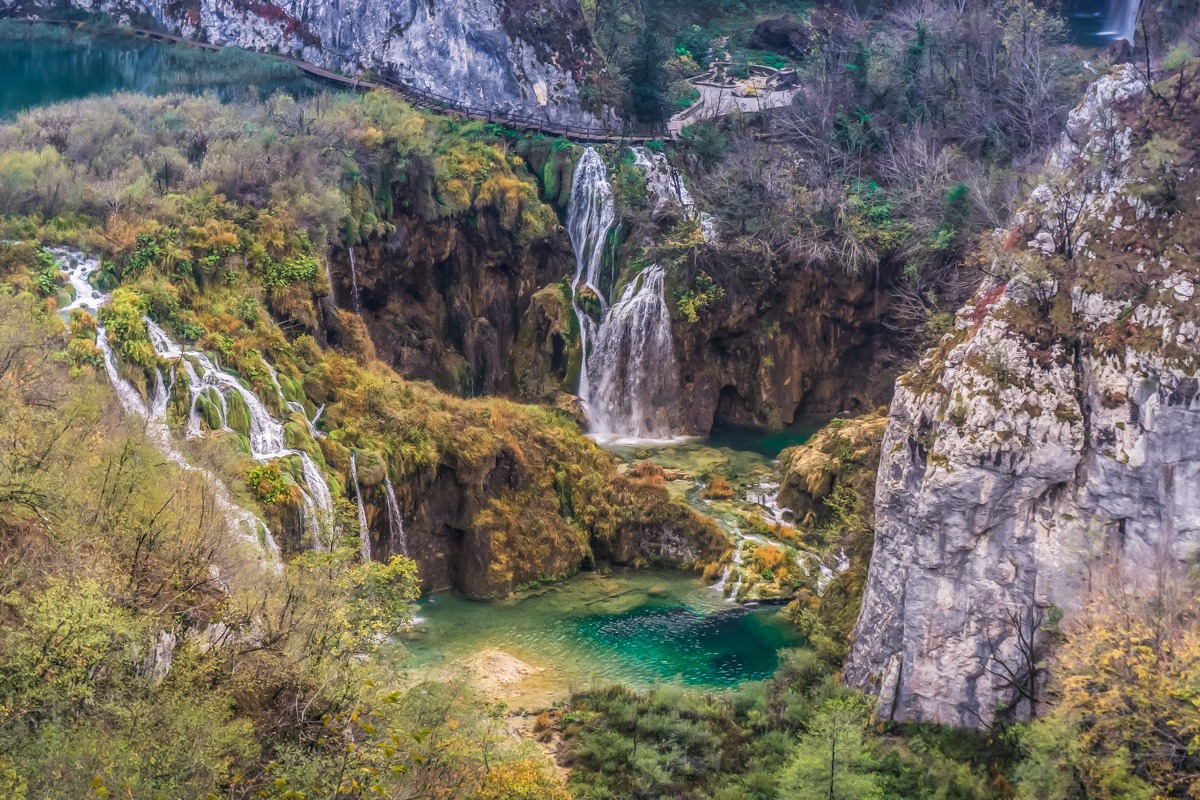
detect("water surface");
top-left (0, 27), bottom-right (322, 118)
top-left (402, 569), bottom-right (801, 701)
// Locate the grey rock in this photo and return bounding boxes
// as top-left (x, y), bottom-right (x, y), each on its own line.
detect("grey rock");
top-left (846, 66), bottom-right (1200, 729)
top-left (14, 0), bottom-right (614, 128)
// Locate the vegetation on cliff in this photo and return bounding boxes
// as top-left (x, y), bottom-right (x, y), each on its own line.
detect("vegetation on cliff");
top-left (0, 289), bottom-right (573, 797)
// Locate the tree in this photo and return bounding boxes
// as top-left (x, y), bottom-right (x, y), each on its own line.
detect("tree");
top-left (1013, 588), bottom-right (1200, 800)
top-left (782, 696), bottom-right (884, 800)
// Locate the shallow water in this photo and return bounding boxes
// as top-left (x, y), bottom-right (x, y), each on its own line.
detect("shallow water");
top-left (402, 569), bottom-right (801, 694)
top-left (0, 29), bottom-right (321, 118)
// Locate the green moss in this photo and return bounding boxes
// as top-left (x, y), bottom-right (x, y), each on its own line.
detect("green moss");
top-left (224, 390), bottom-right (252, 439)
top-left (195, 389), bottom-right (224, 432)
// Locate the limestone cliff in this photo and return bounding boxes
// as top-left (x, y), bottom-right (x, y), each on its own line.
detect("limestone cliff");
top-left (675, 265), bottom-right (894, 431)
top-left (336, 213), bottom-right (574, 397)
top-left (10, 0), bottom-right (612, 127)
top-left (845, 64), bottom-right (1200, 728)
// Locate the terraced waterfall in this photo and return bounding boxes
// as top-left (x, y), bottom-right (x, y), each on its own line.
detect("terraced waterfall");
top-left (567, 147), bottom-right (682, 442)
top-left (56, 248), bottom-right (334, 558)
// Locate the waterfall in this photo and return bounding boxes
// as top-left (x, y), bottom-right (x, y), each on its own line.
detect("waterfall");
top-left (350, 453), bottom-right (371, 561)
top-left (630, 146), bottom-right (717, 243)
top-left (1102, 0), bottom-right (1141, 43)
top-left (566, 149), bottom-right (684, 442)
top-left (94, 304), bottom-right (280, 564)
top-left (144, 317), bottom-right (334, 541)
top-left (347, 246), bottom-right (362, 313)
top-left (566, 146), bottom-right (616, 421)
top-left (384, 474), bottom-right (409, 557)
top-left (631, 146), bottom-right (694, 212)
top-left (53, 248), bottom-right (335, 556)
top-left (585, 266), bottom-right (681, 440)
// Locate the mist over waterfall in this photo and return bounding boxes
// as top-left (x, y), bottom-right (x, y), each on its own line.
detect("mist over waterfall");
top-left (566, 147), bottom-right (683, 442)
top-left (1104, 0), bottom-right (1141, 43)
top-left (586, 266), bottom-right (681, 440)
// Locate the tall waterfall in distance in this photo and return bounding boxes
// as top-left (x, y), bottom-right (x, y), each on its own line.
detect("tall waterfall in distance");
top-left (586, 266), bottom-right (681, 441)
top-left (566, 147), bottom-right (684, 443)
top-left (566, 146), bottom-right (616, 423)
top-left (1104, 0), bottom-right (1141, 43)
top-left (384, 475), bottom-right (409, 557)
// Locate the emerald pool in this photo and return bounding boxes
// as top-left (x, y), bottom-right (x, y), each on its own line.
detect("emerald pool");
top-left (401, 569), bottom-right (802, 705)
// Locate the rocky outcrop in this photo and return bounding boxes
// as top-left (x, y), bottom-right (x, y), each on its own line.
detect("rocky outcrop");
top-left (10, 0), bottom-right (612, 127)
top-left (845, 65), bottom-right (1200, 728)
top-left (346, 426), bottom-right (724, 599)
top-left (675, 266), bottom-right (895, 432)
top-left (778, 411), bottom-right (888, 528)
top-left (338, 213), bottom-right (574, 397)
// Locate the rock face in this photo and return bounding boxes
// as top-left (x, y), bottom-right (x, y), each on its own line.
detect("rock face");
top-left (14, 0), bottom-right (611, 127)
top-left (339, 213), bottom-right (574, 397)
top-left (348, 439), bottom-right (725, 599)
top-left (676, 266), bottom-right (894, 431)
top-left (845, 65), bottom-right (1200, 728)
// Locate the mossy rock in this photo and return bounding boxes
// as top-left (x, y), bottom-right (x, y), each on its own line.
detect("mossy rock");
top-left (575, 285), bottom-right (603, 323)
top-left (278, 372), bottom-right (306, 405)
top-left (284, 418), bottom-right (316, 453)
top-left (195, 388), bottom-right (225, 432)
top-left (225, 390), bottom-right (252, 439)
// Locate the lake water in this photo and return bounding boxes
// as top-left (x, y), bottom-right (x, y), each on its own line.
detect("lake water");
top-left (0, 26), bottom-right (322, 119)
top-left (403, 569), bottom-right (801, 704)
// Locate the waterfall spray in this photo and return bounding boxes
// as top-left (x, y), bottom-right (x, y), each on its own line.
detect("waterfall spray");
top-left (350, 453), bottom-right (371, 561)
top-left (1102, 0), bottom-right (1141, 44)
top-left (384, 474), bottom-right (409, 557)
top-left (585, 266), bottom-right (681, 441)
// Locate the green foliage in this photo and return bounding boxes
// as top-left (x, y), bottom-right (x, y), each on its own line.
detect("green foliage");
top-left (98, 288), bottom-right (158, 375)
top-left (33, 248), bottom-right (59, 296)
top-left (263, 254), bottom-right (319, 288)
top-left (246, 462), bottom-right (289, 505)
top-left (674, 270), bottom-right (726, 323)
top-left (781, 697), bottom-right (883, 800)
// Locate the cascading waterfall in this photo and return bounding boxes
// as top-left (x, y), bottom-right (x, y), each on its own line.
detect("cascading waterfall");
top-left (143, 320), bottom-right (335, 547)
top-left (350, 453), bottom-right (371, 561)
top-left (566, 147), bottom-right (684, 442)
top-left (84, 286), bottom-right (280, 563)
top-left (585, 266), bottom-right (681, 440)
top-left (745, 479), bottom-right (793, 527)
top-left (1102, 0), bottom-right (1141, 43)
top-left (384, 474), bottom-right (409, 557)
top-left (566, 146), bottom-right (616, 417)
top-left (54, 248), bottom-right (333, 556)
